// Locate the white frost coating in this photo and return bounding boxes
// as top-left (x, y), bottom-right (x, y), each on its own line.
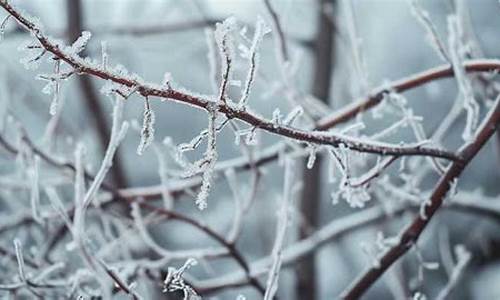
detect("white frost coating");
top-left (436, 245), bottom-right (471, 300)
top-left (447, 15), bottom-right (480, 141)
top-left (83, 96), bottom-right (128, 208)
top-left (306, 145), bottom-right (317, 169)
top-left (343, 0), bottom-right (369, 95)
top-left (195, 105), bottom-right (218, 210)
top-left (360, 242), bottom-right (381, 269)
top-left (214, 17), bottom-right (237, 103)
top-left (375, 231), bottom-right (400, 251)
top-left (163, 258), bottom-right (200, 300)
top-left (44, 186), bottom-right (73, 231)
top-left (69, 31), bottom-right (91, 55)
top-left (283, 106), bottom-right (303, 126)
top-left (49, 59), bottom-right (61, 115)
top-left (234, 126), bottom-right (258, 146)
top-left (18, 40), bottom-right (45, 70)
top-left (205, 28), bottom-right (218, 94)
top-left (162, 72), bottom-right (172, 89)
top-left (72, 143), bottom-right (86, 239)
top-left (329, 146), bottom-right (371, 208)
top-left (153, 145), bottom-right (174, 210)
top-left (137, 98), bottom-right (155, 155)
top-left (131, 202), bottom-right (171, 257)
top-left (101, 41), bottom-right (108, 70)
top-left (264, 158), bottom-right (294, 300)
top-left (13, 239), bottom-right (27, 282)
top-left (271, 108), bottom-right (282, 128)
top-left (414, 245), bottom-right (439, 283)
top-left (0, 15), bottom-right (9, 42)
top-left (239, 16), bottom-right (270, 107)
top-left (409, 0), bottom-right (449, 62)
top-left (225, 168), bottom-right (243, 242)
top-left (30, 155), bottom-right (41, 224)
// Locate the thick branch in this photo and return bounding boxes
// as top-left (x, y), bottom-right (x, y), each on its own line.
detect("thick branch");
top-left (340, 95), bottom-right (500, 299)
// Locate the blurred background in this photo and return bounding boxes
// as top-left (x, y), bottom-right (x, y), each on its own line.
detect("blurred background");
top-left (1, 0), bottom-right (500, 299)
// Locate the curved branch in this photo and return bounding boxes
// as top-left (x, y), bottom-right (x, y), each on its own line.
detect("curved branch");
top-left (0, 1), bottom-right (458, 161)
top-left (317, 59), bottom-right (500, 129)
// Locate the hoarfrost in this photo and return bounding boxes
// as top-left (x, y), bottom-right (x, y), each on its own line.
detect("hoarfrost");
top-left (137, 98), bottom-right (155, 155)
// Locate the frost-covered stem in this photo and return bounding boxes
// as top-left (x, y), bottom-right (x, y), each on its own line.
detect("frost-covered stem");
top-left (49, 59), bottom-right (61, 115)
top-left (153, 145), bottom-right (174, 209)
top-left (29, 154), bottom-right (41, 223)
top-left (343, 0), bottom-right (369, 94)
top-left (66, 0), bottom-right (128, 190)
top-left (214, 18), bottom-right (235, 104)
top-left (435, 245), bottom-right (471, 300)
top-left (409, 0), bottom-right (449, 62)
top-left (205, 28), bottom-right (219, 95)
top-left (131, 201), bottom-right (171, 257)
top-left (0, 14), bottom-right (10, 41)
top-left (263, 0), bottom-right (316, 121)
top-left (195, 105), bottom-right (218, 210)
top-left (239, 17), bottom-right (268, 107)
top-left (13, 239), bottom-right (27, 282)
top-left (83, 97), bottom-right (128, 208)
top-left (136, 97), bottom-right (155, 155)
top-left (447, 15), bottom-right (480, 141)
top-left (72, 143), bottom-right (86, 238)
top-left (0, 2), bottom-right (468, 161)
top-left (340, 95), bottom-right (500, 300)
top-left (264, 159), bottom-right (294, 300)
top-left (225, 168), bottom-right (244, 243)
top-left (97, 259), bottom-right (140, 299)
top-left (263, 0), bottom-right (289, 63)
top-left (42, 88), bottom-right (65, 145)
top-left (349, 156), bottom-right (398, 188)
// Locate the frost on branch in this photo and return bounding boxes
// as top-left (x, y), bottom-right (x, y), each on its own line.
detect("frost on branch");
top-left (329, 146), bottom-right (371, 208)
top-left (447, 15), bottom-right (480, 141)
top-left (49, 59), bottom-right (61, 115)
top-left (238, 16), bottom-right (270, 108)
top-left (214, 17), bottom-right (237, 103)
top-left (137, 97), bottom-right (155, 155)
top-left (176, 102), bottom-right (221, 210)
top-left (0, 14), bottom-right (10, 42)
top-left (436, 245), bottom-right (471, 300)
top-left (101, 41), bottom-right (108, 70)
top-left (163, 258), bottom-right (200, 300)
top-left (29, 154), bottom-right (41, 224)
top-left (68, 31), bottom-right (91, 55)
top-left (306, 144), bottom-right (318, 169)
top-left (264, 158), bottom-right (294, 300)
top-left (195, 105), bottom-right (218, 210)
top-left (283, 106), bottom-right (303, 126)
top-left (18, 40), bottom-right (46, 70)
top-left (409, 0), bottom-right (449, 62)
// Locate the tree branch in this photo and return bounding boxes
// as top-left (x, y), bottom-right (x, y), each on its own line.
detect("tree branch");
top-left (340, 94), bottom-right (500, 299)
top-left (0, 1), bottom-right (458, 161)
